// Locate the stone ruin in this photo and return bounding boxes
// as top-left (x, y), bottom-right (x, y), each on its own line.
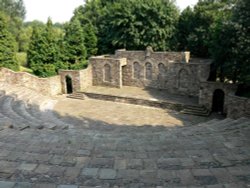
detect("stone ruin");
top-left (0, 47), bottom-right (249, 118)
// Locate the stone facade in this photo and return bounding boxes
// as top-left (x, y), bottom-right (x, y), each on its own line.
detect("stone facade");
top-left (59, 67), bottom-right (93, 94)
top-left (90, 56), bottom-right (127, 88)
top-left (1, 47), bottom-right (249, 119)
top-left (0, 68), bottom-right (61, 96)
top-left (227, 94), bottom-right (250, 119)
top-left (89, 48), bottom-right (211, 96)
top-left (199, 81), bottom-right (238, 114)
top-left (79, 66), bottom-right (93, 90)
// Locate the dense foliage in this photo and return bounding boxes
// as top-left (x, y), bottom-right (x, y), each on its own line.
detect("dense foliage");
top-left (27, 19), bottom-right (63, 77)
top-left (75, 0), bottom-right (179, 54)
top-left (0, 12), bottom-right (19, 71)
top-left (0, 0), bottom-right (26, 51)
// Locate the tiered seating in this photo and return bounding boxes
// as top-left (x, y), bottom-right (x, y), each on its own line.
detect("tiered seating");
top-left (0, 84), bottom-right (70, 130)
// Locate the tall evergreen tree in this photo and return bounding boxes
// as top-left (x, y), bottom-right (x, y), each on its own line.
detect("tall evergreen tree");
top-left (27, 18), bottom-right (61, 77)
top-left (73, 7), bottom-right (98, 57)
top-left (0, 0), bottom-right (26, 51)
top-left (63, 18), bottom-right (87, 69)
top-left (0, 12), bottom-right (19, 71)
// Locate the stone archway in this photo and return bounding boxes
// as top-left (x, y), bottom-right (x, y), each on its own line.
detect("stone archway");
top-left (65, 75), bottom-right (73, 94)
top-left (212, 89), bottom-right (225, 113)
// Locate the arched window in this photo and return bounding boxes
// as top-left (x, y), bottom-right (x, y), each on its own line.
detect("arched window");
top-left (104, 64), bottom-right (111, 82)
top-left (178, 69), bottom-right (189, 89)
top-left (158, 63), bottom-right (166, 77)
top-left (145, 62), bottom-right (152, 80)
top-left (133, 62), bottom-right (140, 79)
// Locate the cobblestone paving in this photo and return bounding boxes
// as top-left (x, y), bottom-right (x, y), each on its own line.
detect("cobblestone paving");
top-left (54, 98), bottom-right (208, 126)
top-left (0, 97), bottom-right (250, 187)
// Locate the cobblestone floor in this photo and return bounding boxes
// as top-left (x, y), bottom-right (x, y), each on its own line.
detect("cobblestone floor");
top-left (0, 98), bottom-right (250, 188)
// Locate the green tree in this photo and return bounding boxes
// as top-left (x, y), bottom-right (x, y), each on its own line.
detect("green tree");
top-left (98, 0), bottom-right (179, 53)
top-left (73, 0), bottom-right (179, 54)
top-left (177, 0), bottom-right (236, 57)
top-left (27, 18), bottom-right (61, 77)
top-left (0, 0), bottom-right (26, 20)
top-left (0, 12), bottom-right (19, 71)
top-left (231, 0), bottom-right (250, 84)
top-left (63, 18), bottom-right (87, 68)
top-left (177, 6), bottom-right (195, 51)
top-left (73, 7), bottom-right (98, 57)
top-left (0, 0), bottom-right (26, 51)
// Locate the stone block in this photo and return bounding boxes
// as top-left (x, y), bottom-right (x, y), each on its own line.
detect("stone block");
top-left (99, 169), bottom-right (116, 180)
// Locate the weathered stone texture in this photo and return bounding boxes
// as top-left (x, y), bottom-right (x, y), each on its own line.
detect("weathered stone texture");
top-left (0, 68), bottom-right (61, 96)
top-left (227, 94), bottom-right (250, 119)
top-left (79, 67), bottom-right (92, 90)
top-left (199, 81), bottom-right (237, 113)
top-left (90, 56), bottom-right (127, 88)
top-left (89, 48), bottom-right (211, 96)
top-left (59, 70), bottom-right (81, 94)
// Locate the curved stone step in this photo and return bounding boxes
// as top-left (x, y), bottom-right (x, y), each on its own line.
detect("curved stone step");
top-left (26, 104), bottom-right (71, 129)
top-left (0, 95), bottom-right (35, 126)
top-left (11, 100), bottom-right (43, 126)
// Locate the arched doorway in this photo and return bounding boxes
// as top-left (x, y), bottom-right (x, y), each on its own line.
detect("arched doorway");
top-left (212, 89), bottom-right (225, 113)
top-left (65, 75), bottom-right (73, 94)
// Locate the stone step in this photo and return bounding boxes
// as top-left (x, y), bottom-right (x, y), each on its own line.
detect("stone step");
top-left (0, 96), bottom-right (32, 126)
top-left (180, 107), bottom-right (210, 117)
top-left (11, 100), bottom-right (43, 125)
top-left (67, 92), bottom-right (86, 100)
top-left (26, 105), bottom-right (71, 129)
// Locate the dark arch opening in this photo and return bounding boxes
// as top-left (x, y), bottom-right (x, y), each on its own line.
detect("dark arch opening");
top-left (212, 89), bottom-right (225, 113)
top-left (65, 75), bottom-right (73, 94)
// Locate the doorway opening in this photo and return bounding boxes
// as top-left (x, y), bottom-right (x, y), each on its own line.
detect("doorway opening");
top-left (65, 75), bottom-right (73, 94)
top-left (212, 89), bottom-right (225, 113)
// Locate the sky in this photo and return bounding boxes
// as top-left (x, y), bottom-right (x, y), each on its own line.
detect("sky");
top-left (23, 0), bottom-right (199, 23)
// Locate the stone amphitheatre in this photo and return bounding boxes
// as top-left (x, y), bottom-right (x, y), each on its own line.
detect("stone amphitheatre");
top-left (0, 48), bottom-right (249, 187)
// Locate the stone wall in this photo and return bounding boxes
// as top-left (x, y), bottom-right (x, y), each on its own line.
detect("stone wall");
top-left (90, 56), bottom-right (127, 88)
top-left (113, 48), bottom-right (211, 96)
top-left (0, 68), bottom-right (61, 96)
top-left (199, 81), bottom-right (237, 113)
top-left (79, 66), bottom-right (93, 91)
top-left (59, 70), bottom-right (80, 94)
top-left (227, 94), bottom-right (250, 119)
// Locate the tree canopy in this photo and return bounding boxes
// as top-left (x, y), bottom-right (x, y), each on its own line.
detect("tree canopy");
top-left (0, 12), bottom-right (19, 71)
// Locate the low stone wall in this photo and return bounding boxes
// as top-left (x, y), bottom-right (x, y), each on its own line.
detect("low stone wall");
top-left (0, 68), bottom-right (61, 96)
top-left (227, 94), bottom-right (250, 119)
top-left (199, 81), bottom-right (237, 113)
top-left (80, 66), bottom-right (92, 90)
